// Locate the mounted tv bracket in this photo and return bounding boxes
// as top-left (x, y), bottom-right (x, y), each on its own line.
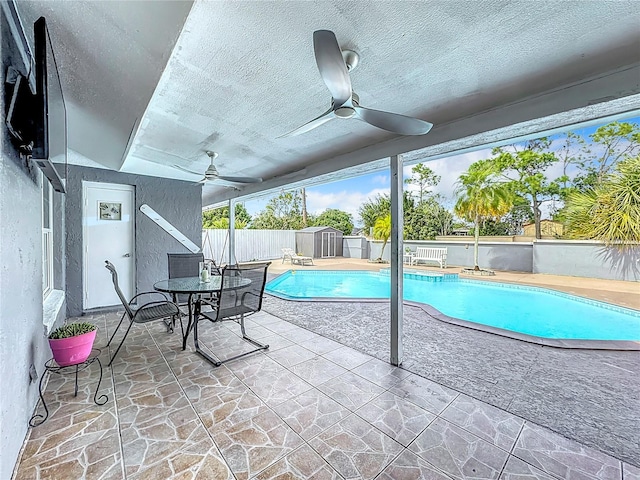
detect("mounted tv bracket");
top-left (5, 67), bottom-right (66, 193)
top-left (5, 67), bottom-right (33, 156)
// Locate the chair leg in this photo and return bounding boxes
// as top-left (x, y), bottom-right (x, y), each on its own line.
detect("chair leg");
top-left (239, 315), bottom-right (269, 350)
top-left (196, 314), bottom-right (269, 368)
top-left (106, 311), bottom-right (127, 347)
top-left (178, 312), bottom-right (185, 344)
top-left (163, 315), bottom-right (175, 333)
top-left (193, 311), bottom-right (222, 367)
top-left (108, 320), bottom-right (136, 366)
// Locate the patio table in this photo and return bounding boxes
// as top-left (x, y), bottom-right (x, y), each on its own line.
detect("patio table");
top-left (153, 276), bottom-right (251, 350)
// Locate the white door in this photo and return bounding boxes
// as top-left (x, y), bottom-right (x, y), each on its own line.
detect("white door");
top-left (322, 231), bottom-right (336, 258)
top-left (83, 182), bottom-right (135, 309)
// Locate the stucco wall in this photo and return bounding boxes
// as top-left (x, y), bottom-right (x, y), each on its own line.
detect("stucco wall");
top-left (64, 165), bottom-right (202, 316)
top-left (0, 130), bottom-right (53, 480)
top-left (366, 240), bottom-right (534, 272)
top-left (1, 16), bottom-right (66, 479)
top-left (353, 238), bottom-right (639, 281)
top-left (534, 241), bottom-right (640, 281)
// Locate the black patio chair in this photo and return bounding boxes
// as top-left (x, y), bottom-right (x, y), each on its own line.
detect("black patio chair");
top-left (168, 253), bottom-right (204, 305)
top-left (168, 252), bottom-right (222, 277)
top-left (104, 261), bottom-right (180, 366)
top-left (194, 262), bottom-right (271, 366)
top-left (168, 252), bottom-right (220, 308)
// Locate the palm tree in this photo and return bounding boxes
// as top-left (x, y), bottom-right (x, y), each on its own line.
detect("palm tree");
top-left (454, 160), bottom-right (514, 270)
top-left (373, 214), bottom-right (392, 260)
top-left (563, 155), bottom-right (640, 249)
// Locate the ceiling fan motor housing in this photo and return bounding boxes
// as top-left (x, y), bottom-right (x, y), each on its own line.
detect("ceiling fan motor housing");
top-left (335, 107), bottom-right (355, 118)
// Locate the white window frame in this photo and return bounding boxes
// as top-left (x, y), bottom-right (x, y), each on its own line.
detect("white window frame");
top-left (42, 177), bottom-right (53, 299)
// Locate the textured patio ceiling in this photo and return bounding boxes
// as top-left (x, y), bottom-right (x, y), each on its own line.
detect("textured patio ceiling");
top-left (14, 1), bottom-right (640, 205)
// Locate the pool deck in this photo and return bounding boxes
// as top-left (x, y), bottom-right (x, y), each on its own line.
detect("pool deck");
top-left (266, 257), bottom-right (640, 466)
top-left (12, 259), bottom-right (639, 478)
top-left (269, 257), bottom-right (640, 311)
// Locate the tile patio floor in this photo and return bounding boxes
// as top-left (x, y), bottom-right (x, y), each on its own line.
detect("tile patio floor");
top-left (12, 308), bottom-right (639, 479)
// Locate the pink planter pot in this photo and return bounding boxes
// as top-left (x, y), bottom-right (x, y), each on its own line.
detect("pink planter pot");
top-left (48, 329), bottom-right (97, 366)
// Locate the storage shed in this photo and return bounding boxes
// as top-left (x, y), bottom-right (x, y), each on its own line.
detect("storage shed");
top-left (295, 226), bottom-right (343, 258)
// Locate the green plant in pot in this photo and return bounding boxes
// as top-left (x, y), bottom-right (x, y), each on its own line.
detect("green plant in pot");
top-left (48, 322), bottom-right (97, 366)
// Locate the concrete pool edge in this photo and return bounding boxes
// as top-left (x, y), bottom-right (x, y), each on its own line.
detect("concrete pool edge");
top-left (265, 273), bottom-right (640, 351)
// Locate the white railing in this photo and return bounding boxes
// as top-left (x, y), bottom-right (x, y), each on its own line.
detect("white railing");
top-left (202, 229), bottom-right (296, 264)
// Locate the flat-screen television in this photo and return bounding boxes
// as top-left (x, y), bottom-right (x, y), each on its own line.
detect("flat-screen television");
top-left (4, 10), bottom-right (66, 193)
top-left (31, 16), bottom-right (66, 193)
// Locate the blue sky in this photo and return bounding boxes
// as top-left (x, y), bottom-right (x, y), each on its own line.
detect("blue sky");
top-left (244, 115), bottom-right (639, 225)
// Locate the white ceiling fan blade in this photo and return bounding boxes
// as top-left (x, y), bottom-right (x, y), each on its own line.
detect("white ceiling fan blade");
top-left (217, 175), bottom-right (263, 183)
top-left (354, 106), bottom-right (433, 135)
top-left (278, 108), bottom-right (335, 138)
top-left (173, 164), bottom-right (201, 176)
top-left (313, 30), bottom-right (352, 107)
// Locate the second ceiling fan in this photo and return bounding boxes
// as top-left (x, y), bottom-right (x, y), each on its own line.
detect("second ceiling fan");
top-left (174, 151), bottom-right (262, 184)
top-left (280, 30), bottom-right (433, 138)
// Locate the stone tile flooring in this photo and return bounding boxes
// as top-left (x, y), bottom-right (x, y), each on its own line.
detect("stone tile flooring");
top-left (261, 296), bottom-right (640, 466)
top-left (13, 309), bottom-right (638, 479)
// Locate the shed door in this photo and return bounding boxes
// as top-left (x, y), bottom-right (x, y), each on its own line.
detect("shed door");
top-left (321, 231), bottom-right (336, 258)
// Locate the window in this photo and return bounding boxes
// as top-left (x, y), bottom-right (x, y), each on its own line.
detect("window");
top-left (42, 177), bottom-right (53, 298)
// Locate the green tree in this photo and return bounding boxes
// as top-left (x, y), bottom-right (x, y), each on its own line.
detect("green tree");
top-left (454, 160), bottom-right (514, 270)
top-left (373, 214), bottom-right (392, 260)
top-left (478, 218), bottom-right (510, 236)
top-left (313, 208), bottom-right (354, 235)
top-left (502, 199), bottom-right (535, 235)
top-left (203, 204), bottom-right (251, 229)
top-left (404, 197), bottom-right (453, 240)
top-left (581, 121), bottom-right (640, 187)
top-left (251, 190), bottom-right (305, 229)
top-left (208, 218), bottom-right (248, 229)
top-left (404, 163), bottom-right (440, 204)
top-left (358, 193), bottom-right (391, 234)
top-left (476, 198), bottom-right (534, 236)
top-left (554, 131), bottom-right (587, 197)
top-left (563, 155), bottom-right (640, 249)
top-left (301, 187), bottom-right (308, 227)
top-left (491, 138), bottom-right (560, 239)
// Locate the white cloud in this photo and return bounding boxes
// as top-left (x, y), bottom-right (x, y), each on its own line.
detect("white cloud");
top-left (371, 174), bottom-right (389, 185)
top-left (306, 188), bottom-right (390, 222)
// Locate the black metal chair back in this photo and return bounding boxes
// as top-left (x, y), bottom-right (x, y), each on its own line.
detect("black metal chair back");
top-left (105, 260), bottom-right (135, 319)
top-left (168, 253), bottom-right (204, 304)
top-left (168, 253), bottom-right (204, 278)
top-left (215, 263), bottom-right (269, 321)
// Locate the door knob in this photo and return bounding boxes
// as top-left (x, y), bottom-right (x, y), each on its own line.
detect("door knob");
top-left (123, 253), bottom-right (131, 258)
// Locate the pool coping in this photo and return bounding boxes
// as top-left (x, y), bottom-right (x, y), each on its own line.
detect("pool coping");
top-left (266, 271), bottom-right (640, 351)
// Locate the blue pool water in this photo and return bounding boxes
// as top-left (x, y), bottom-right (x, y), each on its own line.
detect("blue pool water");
top-left (266, 270), bottom-right (640, 341)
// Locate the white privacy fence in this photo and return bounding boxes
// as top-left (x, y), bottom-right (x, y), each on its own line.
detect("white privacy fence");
top-left (202, 229), bottom-right (296, 264)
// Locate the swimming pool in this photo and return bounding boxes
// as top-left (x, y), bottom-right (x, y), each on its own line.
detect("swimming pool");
top-left (266, 270), bottom-right (640, 342)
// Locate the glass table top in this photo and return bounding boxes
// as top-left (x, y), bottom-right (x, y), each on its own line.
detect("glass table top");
top-left (153, 276), bottom-right (251, 294)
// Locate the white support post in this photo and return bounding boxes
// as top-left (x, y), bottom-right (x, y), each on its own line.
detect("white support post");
top-left (229, 199), bottom-right (236, 265)
top-left (390, 154), bottom-right (404, 366)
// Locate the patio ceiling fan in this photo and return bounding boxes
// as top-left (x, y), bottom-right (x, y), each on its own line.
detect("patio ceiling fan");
top-left (279, 30), bottom-right (433, 138)
top-left (174, 151), bottom-right (262, 184)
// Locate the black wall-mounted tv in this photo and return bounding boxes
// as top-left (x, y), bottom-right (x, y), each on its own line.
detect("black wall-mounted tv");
top-left (4, 11), bottom-right (66, 193)
top-left (31, 16), bottom-right (66, 193)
